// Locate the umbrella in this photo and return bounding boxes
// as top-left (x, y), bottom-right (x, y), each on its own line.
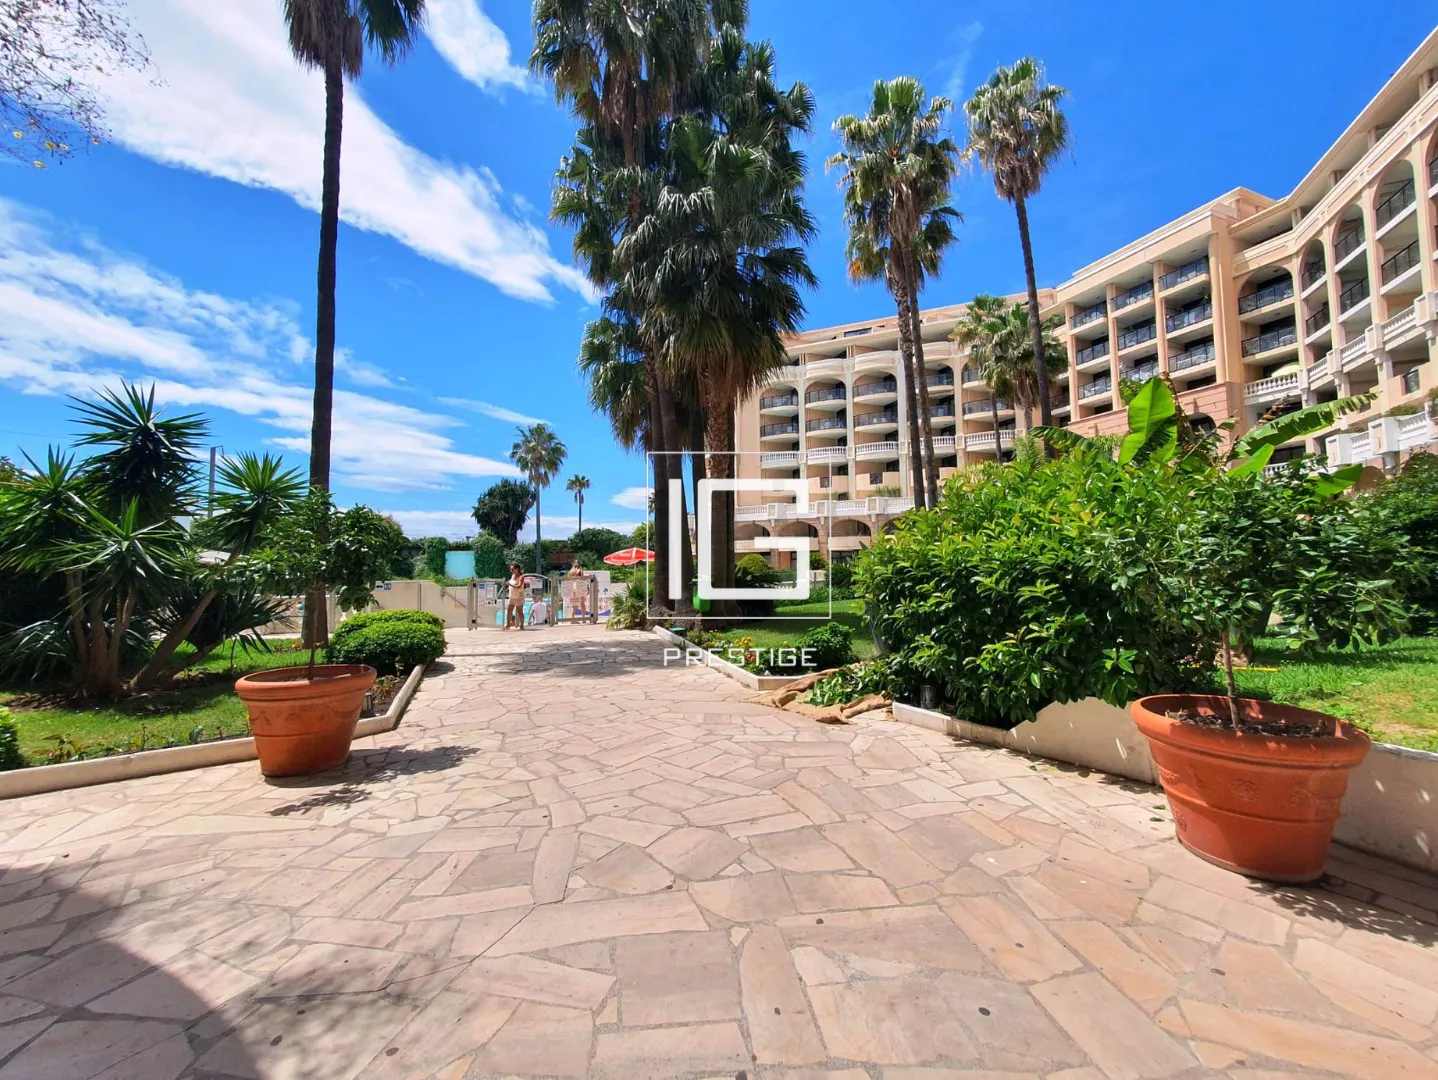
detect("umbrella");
top-left (604, 547), bottom-right (655, 566)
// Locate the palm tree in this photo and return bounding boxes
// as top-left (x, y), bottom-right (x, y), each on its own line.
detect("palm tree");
top-left (283, 0), bottom-right (426, 645)
top-left (567, 475), bottom-right (591, 536)
top-left (951, 295), bottom-right (1064, 460)
top-left (511, 423), bottom-right (568, 576)
top-left (830, 77), bottom-right (961, 510)
top-left (965, 57), bottom-right (1069, 430)
top-left (950, 294), bottom-right (1012, 459)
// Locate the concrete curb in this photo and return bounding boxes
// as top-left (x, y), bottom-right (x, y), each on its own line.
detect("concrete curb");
top-left (651, 625), bottom-right (806, 693)
top-left (0, 663), bottom-right (427, 800)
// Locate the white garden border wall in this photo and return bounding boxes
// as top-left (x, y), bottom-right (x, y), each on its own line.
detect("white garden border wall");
top-left (0, 663), bottom-right (427, 800)
top-left (892, 697), bottom-right (1437, 875)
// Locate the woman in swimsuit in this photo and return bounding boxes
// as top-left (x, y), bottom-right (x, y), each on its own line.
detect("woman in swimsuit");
top-left (505, 563), bottom-right (525, 630)
top-left (566, 559), bottom-right (589, 619)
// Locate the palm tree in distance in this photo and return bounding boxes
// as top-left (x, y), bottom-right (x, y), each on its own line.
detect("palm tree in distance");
top-left (830, 77), bottom-right (961, 510)
top-left (567, 475), bottom-right (591, 537)
top-left (511, 423), bottom-right (568, 576)
top-left (951, 295), bottom-right (1065, 461)
top-left (964, 57), bottom-right (1069, 431)
top-left (283, 0), bottom-right (426, 646)
top-left (950, 294), bottom-right (1012, 460)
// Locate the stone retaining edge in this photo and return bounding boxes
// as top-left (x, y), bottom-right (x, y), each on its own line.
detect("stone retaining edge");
top-left (0, 663), bottom-right (427, 800)
top-left (651, 625), bottom-right (805, 692)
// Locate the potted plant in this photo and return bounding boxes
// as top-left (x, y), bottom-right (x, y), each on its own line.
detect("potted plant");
top-left (1047, 378), bottom-right (1378, 882)
top-left (237, 490), bottom-right (400, 776)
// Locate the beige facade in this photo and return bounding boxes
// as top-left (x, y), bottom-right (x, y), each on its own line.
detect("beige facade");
top-left (735, 28), bottom-right (1438, 561)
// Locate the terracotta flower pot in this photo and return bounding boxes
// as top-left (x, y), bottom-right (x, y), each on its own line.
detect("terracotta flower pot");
top-left (235, 664), bottom-right (376, 777)
top-left (1131, 695), bottom-right (1371, 883)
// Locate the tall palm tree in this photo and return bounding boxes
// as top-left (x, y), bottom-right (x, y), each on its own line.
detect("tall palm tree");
top-left (284, 0), bottom-right (426, 645)
top-left (950, 294), bottom-right (1011, 456)
top-left (951, 295), bottom-right (1065, 460)
top-left (566, 475), bottom-right (591, 536)
top-left (830, 77), bottom-right (961, 510)
top-left (511, 423), bottom-right (568, 576)
top-left (965, 57), bottom-right (1069, 430)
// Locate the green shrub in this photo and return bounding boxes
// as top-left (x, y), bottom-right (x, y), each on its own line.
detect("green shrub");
top-left (327, 610), bottom-right (446, 675)
top-left (735, 553), bottom-right (782, 589)
top-left (472, 533), bottom-right (509, 579)
top-left (795, 622), bottom-right (855, 670)
top-left (828, 560), bottom-right (854, 590)
top-left (606, 588), bottom-right (648, 630)
top-left (808, 550), bottom-right (827, 571)
top-left (421, 536), bottom-right (449, 578)
top-left (0, 707), bottom-right (24, 771)
top-left (1356, 452), bottom-right (1438, 633)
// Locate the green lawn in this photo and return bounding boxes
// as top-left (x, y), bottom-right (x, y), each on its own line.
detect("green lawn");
top-left (1234, 636), bottom-right (1438, 752)
top-left (1, 640), bottom-right (322, 765)
top-left (719, 598), bottom-right (876, 660)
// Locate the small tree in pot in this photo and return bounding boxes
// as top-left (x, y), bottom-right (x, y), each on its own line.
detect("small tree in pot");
top-left (238, 490), bottom-right (401, 776)
top-left (1040, 378), bottom-right (1383, 882)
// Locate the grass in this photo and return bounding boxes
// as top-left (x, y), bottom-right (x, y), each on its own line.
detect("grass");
top-left (714, 598), bottom-right (876, 660)
top-left (1234, 636), bottom-right (1438, 752)
top-left (0, 639), bottom-right (322, 766)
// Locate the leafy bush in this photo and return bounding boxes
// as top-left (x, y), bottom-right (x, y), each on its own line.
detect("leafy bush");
top-left (327, 609), bottom-right (446, 675)
top-left (735, 553), bottom-right (782, 589)
top-left (421, 536), bottom-right (449, 578)
top-left (808, 550), bottom-right (828, 571)
top-left (472, 533), bottom-right (509, 579)
top-left (1357, 452), bottom-right (1438, 632)
top-left (827, 560), bottom-right (854, 591)
top-left (0, 707), bottom-right (24, 771)
top-left (794, 622), bottom-right (855, 670)
top-left (606, 588), bottom-right (648, 630)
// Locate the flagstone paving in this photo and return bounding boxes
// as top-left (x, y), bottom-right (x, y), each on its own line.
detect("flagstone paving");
top-left (1, 624), bottom-right (1436, 1079)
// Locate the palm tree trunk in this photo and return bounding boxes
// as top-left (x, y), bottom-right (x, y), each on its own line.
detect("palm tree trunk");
top-left (533, 483), bottom-right (543, 577)
top-left (904, 255), bottom-right (939, 508)
top-left (893, 285), bottom-right (926, 509)
top-left (990, 392), bottom-right (1002, 461)
top-left (1013, 193), bottom-right (1053, 432)
top-left (131, 586), bottom-right (219, 691)
top-left (701, 369), bottom-right (739, 619)
top-left (656, 377), bottom-right (693, 605)
top-left (576, 495), bottom-right (583, 538)
top-left (304, 55), bottom-right (344, 648)
top-left (646, 362), bottom-right (673, 613)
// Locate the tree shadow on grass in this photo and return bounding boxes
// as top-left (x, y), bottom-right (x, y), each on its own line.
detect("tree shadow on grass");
top-left (264, 744), bottom-right (482, 816)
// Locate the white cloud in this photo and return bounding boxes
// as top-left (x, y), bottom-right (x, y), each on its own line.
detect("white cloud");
top-left (611, 486), bottom-right (653, 511)
top-left (438, 397), bottom-right (545, 425)
top-left (0, 200), bottom-right (521, 493)
top-left (424, 0), bottom-right (533, 94)
top-left (942, 22), bottom-right (984, 104)
top-left (97, 0), bottom-right (591, 304)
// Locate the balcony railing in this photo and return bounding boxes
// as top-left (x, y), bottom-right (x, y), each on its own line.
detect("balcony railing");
top-left (853, 379), bottom-right (897, 397)
top-left (1301, 261), bottom-right (1326, 289)
top-left (805, 386), bottom-right (846, 404)
top-left (1159, 256), bottom-right (1208, 290)
top-left (1334, 228), bottom-right (1364, 263)
top-left (1237, 278), bottom-right (1294, 315)
top-left (1430, 156), bottom-right (1438, 187)
top-left (1241, 321), bottom-right (1298, 357)
top-left (1304, 304), bottom-right (1330, 336)
top-left (1170, 341), bottom-right (1216, 372)
top-left (962, 398), bottom-right (1009, 415)
top-left (853, 411), bottom-right (899, 428)
top-left (1402, 367), bottom-right (1422, 393)
top-left (1375, 179), bottom-right (1416, 228)
top-left (1117, 321), bottom-right (1157, 350)
top-left (1339, 277), bottom-right (1370, 312)
top-left (760, 451), bottom-right (800, 468)
top-left (760, 422), bottom-right (798, 437)
top-left (1075, 339), bottom-right (1110, 364)
top-left (931, 402), bottom-right (956, 419)
top-left (760, 393), bottom-right (798, 409)
top-left (1078, 376), bottom-right (1113, 400)
top-left (961, 367), bottom-right (984, 384)
top-left (1122, 361), bottom-right (1159, 382)
top-left (1166, 300), bottom-right (1212, 333)
top-left (1244, 372), bottom-right (1300, 401)
top-left (1112, 281), bottom-right (1154, 311)
top-left (1052, 393), bottom-right (1071, 410)
top-left (1070, 301), bottom-right (1107, 329)
top-left (926, 371), bottom-right (955, 389)
top-left (1380, 239), bottom-right (1420, 284)
top-left (804, 416), bottom-right (845, 432)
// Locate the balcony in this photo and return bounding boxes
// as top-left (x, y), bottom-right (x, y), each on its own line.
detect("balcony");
top-left (1380, 239), bottom-right (1420, 286)
top-left (852, 378), bottom-right (897, 401)
top-left (930, 402), bottom-right (956, 419)
top-left (1078, 376), bottom-right (1113, 401)
top-left (1304, 304), bottom-right (1331, 338)
top-left (1070, 301), bottom-right (1107, 329)
top-left (1122, 360), bottom-right (1159, 382)
top-left (1112, 281), bottom-right (1154, 312)
top-left (760, 422), bottom-right (799, 438)
top-left (759, 392), bottom-right (798, 412)
top-left (965, 429), bottom-right (1016, 452)
top-left (1339, 335), bottom-right (1370, 369)
top-left (1237, 278), bottom-right (1294, 315)
top-left (1166, 299), bottom-right (1213, 335)
top-left (926, 371), bottom-right (956, 389)
top-left (805, 416), bottom-right (846, 433)
top-left (853, 410), bottom-right (899, 429)
top-left (1244, 372), bottom-right (1300, 404)
top-left (806, 445), bottom-right (847, 465)
top-left (961, 367), bottom-right (984, 385)
top-left (962, 398), bottom-right (1010, 415)
top-left (1382, 301), bottom-right (1420, 344)
top-left (1170, 341), bottom-right (1216, 373)
top-left (759, 450), bottom-right (800, 469)
top-left (1075, 339), bottom-right (1110, 367)
top-left (1240, 322), bottom-right (1298, 358)
top-left (1308, 354), bottom-right (1334, 387)
top-left (1301, 261), bottom-right (1326, 292)
top-left (932, 434), bottom-right (957, 453)
top-left (1375, 179), bottom-right (1416, 229)
top-left (1117, 321), bottom-right (1157, 351)
top-left (1430, 156), bottom-right (1438, 189)
top-left (1052, 393), bottom-right (1071, 413)
top-left (1159, 256), bottom-right (1208, 291)
top-left (853, 440), bottom-right (900, 462)
top-left (1339, 277), bottom-right (1370, 314)
top-left (805, 386), bottom-right (847, 405)
top-left (1334, 228), bottom-right (1364, 267)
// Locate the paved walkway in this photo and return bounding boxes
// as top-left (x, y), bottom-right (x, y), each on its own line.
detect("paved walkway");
top-left (0, 626), bottom-right (1436, 1080)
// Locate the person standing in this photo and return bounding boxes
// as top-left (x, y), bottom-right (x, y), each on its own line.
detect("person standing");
top-left (505, 563), bottom-right (526, 631)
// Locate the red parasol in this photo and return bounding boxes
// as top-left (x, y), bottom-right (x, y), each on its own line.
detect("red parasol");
top-left (603, 547), bottom-right (655, 566)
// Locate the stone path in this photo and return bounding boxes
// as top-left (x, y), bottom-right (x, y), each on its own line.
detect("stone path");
top-left (0, 625), bottom-right (1436, 1080)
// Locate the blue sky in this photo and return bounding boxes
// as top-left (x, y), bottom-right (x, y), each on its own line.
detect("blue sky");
top-left (0, 1), bottom-right (1431, 539)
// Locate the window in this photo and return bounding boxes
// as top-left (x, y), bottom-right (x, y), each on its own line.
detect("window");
top-left (1401, 367), bottom-right (1421, 393)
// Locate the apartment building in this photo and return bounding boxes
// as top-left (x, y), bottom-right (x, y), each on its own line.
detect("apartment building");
top-left (734, 28), bottom-right (1438, 564)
